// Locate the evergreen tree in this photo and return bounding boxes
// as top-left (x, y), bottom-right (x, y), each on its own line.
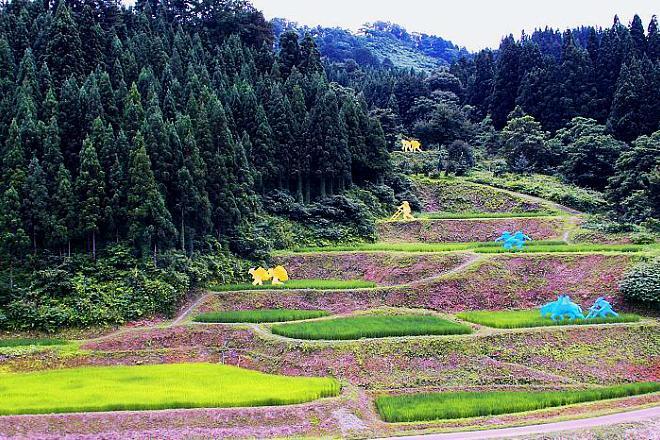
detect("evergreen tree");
top-left (127, 132), bottom-right (175, 263)
top-left (46, 3), bottom-right (83, 82)
top-left (76, 135), bottom-right (105, 259)
top-left (278, 31), bottom-right (301, 78)
top-left (22, 157), bottom-right (50, 251)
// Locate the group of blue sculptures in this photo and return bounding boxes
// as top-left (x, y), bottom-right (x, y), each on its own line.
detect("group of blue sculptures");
top-left (495, 230), bottom-right (532, 250)
top-left (541, 295), bottom-right (619, 321)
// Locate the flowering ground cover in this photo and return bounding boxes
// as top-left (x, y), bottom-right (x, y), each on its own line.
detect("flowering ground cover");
top-left (377, 217), bottom-right (570, 243)
top-left (457, 309), bottom-right (642, 329)
top-left (275, 251), bottom-right (472, 285)
top-left (194, 309), bottom-right (330, 323)
top-left (0, 363), bottom-right (340, 415)
top-left (375, 382), bottom-right (660, 422)
top-left (209, 279), bottom-right (377, 291)
top-left (271, 314), bottom-right (472, 340)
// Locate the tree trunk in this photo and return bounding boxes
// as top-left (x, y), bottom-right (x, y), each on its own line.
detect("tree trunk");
top-left (296, 173), bottom-right (304, 203)
top-left (153, 242), bottom-right (158, 267)
top-left (320, 176), bottom-right (326, 199)
top-left (68, 240), bottom-right (71, 258)
top-left (329, 177), bottom-right (334, 196)
top-left (304, 176), bottom-right (311, 204)
top-left (180, 209), bottom-right (185, 251)
top-left (92, 231), bottom-right (96, 260)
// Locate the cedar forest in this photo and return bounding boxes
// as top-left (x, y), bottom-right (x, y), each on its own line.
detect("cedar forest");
top-left (0, 0), bottom-right (658, 331)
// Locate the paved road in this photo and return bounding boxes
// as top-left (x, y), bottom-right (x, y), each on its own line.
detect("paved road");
top-left (380, 406), bottom-right (660, 440)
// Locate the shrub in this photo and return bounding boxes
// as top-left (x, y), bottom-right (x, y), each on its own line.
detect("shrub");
top-left (619, 258), bottom-right (660, 305)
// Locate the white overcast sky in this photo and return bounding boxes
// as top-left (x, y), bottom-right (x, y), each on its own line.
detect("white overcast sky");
top-left (250, 0), bottom-right (658, 50)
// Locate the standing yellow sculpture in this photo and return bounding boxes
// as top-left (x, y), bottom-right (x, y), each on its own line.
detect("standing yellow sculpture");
top-left (401, 139), bottom-right (422, 152)
top-left (268, 266), bottom-right (289, 285)
top-left (390, 201), bottom-right (415, 221)
top-left (248, 267), bottom-right (271, 286)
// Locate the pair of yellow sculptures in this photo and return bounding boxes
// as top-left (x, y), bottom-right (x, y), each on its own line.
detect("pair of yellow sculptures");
top-left (401, 139), bottom-right (422, 152)
top-left (248, 266), bottom-right (289, 286)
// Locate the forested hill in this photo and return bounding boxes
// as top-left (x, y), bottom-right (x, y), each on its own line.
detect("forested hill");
top-left (272, 19), bottom-right (469, 70)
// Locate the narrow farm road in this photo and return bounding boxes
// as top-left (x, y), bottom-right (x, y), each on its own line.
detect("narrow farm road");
top-left (379, 406), bottom-right (660, 440)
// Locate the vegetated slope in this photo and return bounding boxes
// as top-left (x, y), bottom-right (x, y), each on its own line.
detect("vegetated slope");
top-left (377, 217), bottom-right (571, 243)
top-left (272, 19), bottom-right (469, 70)
top-left (411, 176), bottom-right (557, 214)
top-left (274, 252), bottom-right (472, 285)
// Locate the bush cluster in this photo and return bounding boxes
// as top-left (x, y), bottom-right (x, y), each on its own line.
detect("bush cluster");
top-left (620, 258), bottom-right (660, 306)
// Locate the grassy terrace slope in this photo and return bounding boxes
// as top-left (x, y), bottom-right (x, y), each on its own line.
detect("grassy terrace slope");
top-left (274, 252), bottom-right (472, 285)
top-left (412, 176), bottom-right (559, 214)
top-left (0, 363), bottom-right (340, 415)
top-left (377, 217), bottom-right (573, 243)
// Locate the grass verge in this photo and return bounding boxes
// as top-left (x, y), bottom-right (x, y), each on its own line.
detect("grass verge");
top-left (456, 309), bottom-right (642, 329)
top-left (209, 279), bottom-right (376, 291)
top-left (0, 363), bottom-right (340, 415)
top-left (271, 314), bottom-right (472, 340)
top-left (376, 382), bottom-right (660, 422)
top-left (0, 338), bottom-right (67, 348)
top-left (194, 309), bottom-right (330, 323)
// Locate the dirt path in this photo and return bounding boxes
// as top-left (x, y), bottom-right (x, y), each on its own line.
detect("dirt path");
top-left (407, 253), bottom-right (483, 286)
top-left (379, 406), bottom-right (660, 440)
top-left (486, 185), bottom-right (583, 216)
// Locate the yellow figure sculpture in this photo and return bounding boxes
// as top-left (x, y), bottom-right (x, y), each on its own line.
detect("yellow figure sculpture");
top-left (390, 201), bottom-right (415, 221)
top-left (248, 267), bottom-right (271, 286)
top-left (400, 138), bottom-right (422, 152)
top-left (268, 265), bottom-right (289, 285)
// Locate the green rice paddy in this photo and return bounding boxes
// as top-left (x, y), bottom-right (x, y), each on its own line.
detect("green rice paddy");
top-left (271, 314), bottom-right (472, 340)
top-left (376, 382), bottom-right (660, 422)
top-left (0, 363), bottom-right (340, 415)
top-left (456, 309), bottom-right (642, 329)
top-left (209, 279), bottom-right (376, 291)
top-left (194, 309), bottom-right (330, 323)
top-left (0, 338), bottom-right (67, 348)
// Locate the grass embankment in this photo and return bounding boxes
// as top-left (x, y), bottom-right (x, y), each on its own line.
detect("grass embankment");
top-left (457, 309), bottom-right (642, 329)
top-left (209, 279), bottom-right (376, 291)
top-left (271, 314), bottom-right (472, 340)
top-left (417, 212), bottom-right (560, 219)
top-left (0, 338), bottom-right (67, 348)
top-left (288, 241), bottom-right (652, 254)
top-left (194, 309), bottom-right (330, 323)
top-left (376, 382), bottom-right (660, 422)
top-left (0, 363), bottom-right (340, 415)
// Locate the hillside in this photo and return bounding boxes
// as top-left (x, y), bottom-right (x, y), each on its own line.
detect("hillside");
top-left (272, 19), bottom-right (470, 70)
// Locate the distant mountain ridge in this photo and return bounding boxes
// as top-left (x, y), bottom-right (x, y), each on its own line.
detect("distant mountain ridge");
top-left (272, 19), bottom-right (470, 70)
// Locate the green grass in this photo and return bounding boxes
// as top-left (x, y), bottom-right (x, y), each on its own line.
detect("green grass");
top-left (0, 363), bottom-right (340, 415)
top-left (208, 279), bottom-right (376, 291)
top-left (194, 309), bottom-right (330, 323)
top-left (417, 211), bottom-right (559, 219)
top-left (271, 314), bottom-right (472, 340)
top-left (376, 382), bottom-right (660, 422)
top-left (286, 241), bottom-right (652, 254)
top-left (456, 309), bottom-right (642, 329)
top-left (0, 338), bottom-right (67, 348)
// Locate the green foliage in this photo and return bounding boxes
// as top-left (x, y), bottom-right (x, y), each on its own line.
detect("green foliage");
top-left (271, 314), bottom-right (472, 340)
top-left (501, 116), bottom-right (554, 173)
top-left (457, 309), bottom-right (641, 329)
top-left (376, 383), bottom-right (660, 422)
top-left (466, 172), bottom-right (607, 213)
top-left (194, 309), bottom-right (329, 323)
top-left (0, 338), bottom-right (67, 348)
top-left (619, 258), bottom-right (660, 305)
top-left (209, 279), bottom-right (376, 292)
top-left (0, 363), bottom-right (340, 415)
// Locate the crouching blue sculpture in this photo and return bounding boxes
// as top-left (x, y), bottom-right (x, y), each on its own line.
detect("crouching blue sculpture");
top-left (495, 230), bottom-right (532, 251)
top-left (541, 295), bottom-right (619, 322)
top-left (586, 297), bottom-right (619, 319)
top-left (540, 295), bottom-right (585, 321)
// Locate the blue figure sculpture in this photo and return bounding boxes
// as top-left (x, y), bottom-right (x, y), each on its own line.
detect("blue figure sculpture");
top-left (495, 231), bottom-right (514, 250)
top-left (495, 230), bottom-right (532, 251)
top-left (585, 297), bottom-right (619, 319)
top-left (540, 295), bottom-right (585, 321)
